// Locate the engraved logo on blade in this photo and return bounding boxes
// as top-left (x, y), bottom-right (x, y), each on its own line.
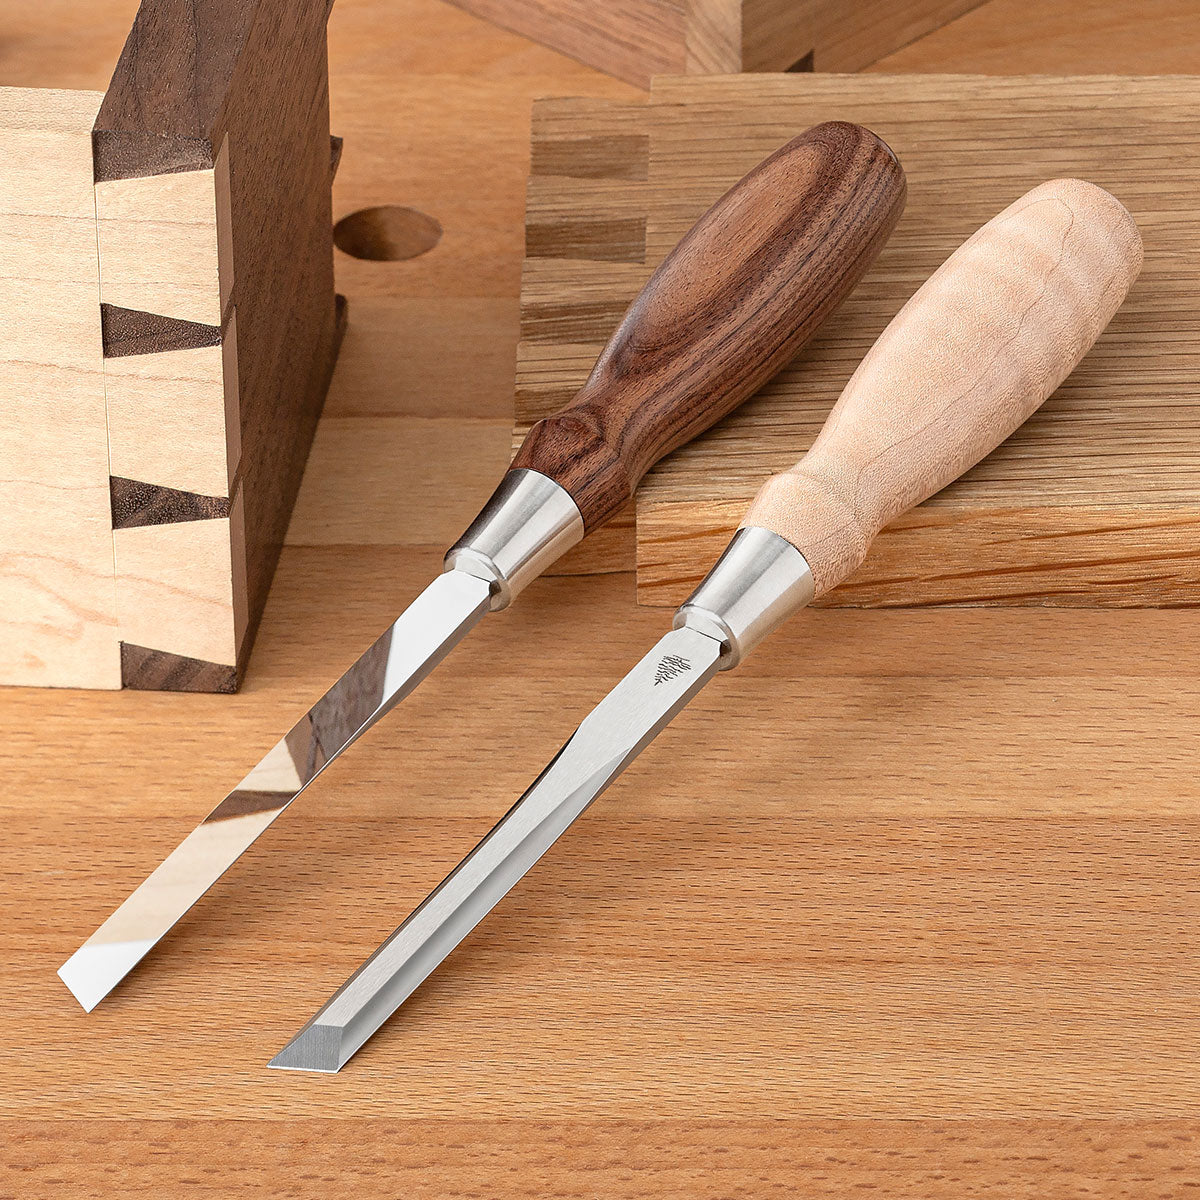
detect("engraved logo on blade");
top-left (654, 654), bottom-right (691, 686)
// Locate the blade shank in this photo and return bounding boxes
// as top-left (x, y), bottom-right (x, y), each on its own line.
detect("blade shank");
top-left (58, 568), bottom-right (494, 1011)
top-left (269, 624), bottom-right (725, 1073)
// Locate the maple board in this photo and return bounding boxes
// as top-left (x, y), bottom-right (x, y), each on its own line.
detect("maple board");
top-left (518, 74), bottom-right (1200, 608)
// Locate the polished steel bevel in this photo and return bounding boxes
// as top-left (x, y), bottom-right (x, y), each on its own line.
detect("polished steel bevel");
top-left (59, 568), bottom-right (494, 1012)
top-left (269, 624), bottom-right (725, 1073)
top-left (60, 470), bottom-right (586, 1012)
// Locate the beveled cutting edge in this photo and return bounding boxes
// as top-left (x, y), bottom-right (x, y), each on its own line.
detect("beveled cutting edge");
top-left (59, 568), bottom-right (494, 1012)
top-left (60, 469), bottom-right (585, 1011)
top-left (269, 623), bottom-right (731, 1073)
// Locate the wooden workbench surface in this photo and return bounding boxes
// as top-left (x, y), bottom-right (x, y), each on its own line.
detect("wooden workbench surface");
top-left (3, 0), bottom-right (1200, 1193)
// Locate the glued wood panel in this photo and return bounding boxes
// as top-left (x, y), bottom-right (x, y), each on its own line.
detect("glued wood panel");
top-left (6, 1117), bottom-right (1200, 1197)
top-left (16, 560), bottom-right (1200, 1124)
top-left (522, 76), bottom-right (1200, 607)
top-left (0, 88), bottom-right (120, 689)
top-left (445, 0), bottom-right (988, 86)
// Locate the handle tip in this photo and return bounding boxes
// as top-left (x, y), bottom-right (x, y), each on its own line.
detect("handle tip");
top-left (1003, 176), bottom-right (1144, 296)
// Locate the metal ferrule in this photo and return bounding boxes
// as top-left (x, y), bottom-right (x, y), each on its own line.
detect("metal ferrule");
top-left (673, 526), bottom-right (814, 670)
top-left (444, 469), bottom-right (584, 611)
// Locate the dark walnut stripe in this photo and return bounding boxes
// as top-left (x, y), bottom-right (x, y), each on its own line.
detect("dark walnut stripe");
top-left (511, 121), bottom-right (906, 530)
top-left (92, 0), bottom-right (262, 182)
top-left (110, 477), bottom-right (230, 530)
top-left (525, 217), bottom-right (647, 263)
top-left (530, 134), bottom-right (649, 181)
top-left (93, 130), bottom-right (213, 183)
top-left (120, 643), bottom-right (237, 693)
top-left (101, 304), bottom-right (222, 358)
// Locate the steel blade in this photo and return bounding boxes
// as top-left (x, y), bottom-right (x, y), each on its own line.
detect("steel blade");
top-left (59, 568), bottom-right (494, 1012)
top-left (269, 624), bottom-right (724, 1073)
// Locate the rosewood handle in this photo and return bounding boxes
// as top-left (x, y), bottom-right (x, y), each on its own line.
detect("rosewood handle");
top-left (742, 178), bottom-right (1144, 597)
top-left (511, 121), bottom-right (907, 531)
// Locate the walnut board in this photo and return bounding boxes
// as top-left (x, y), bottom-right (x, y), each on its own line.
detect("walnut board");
top-left (518, 75), bottom-right (1200, 608)
top-left (446, 0), bottom-right (988, 86)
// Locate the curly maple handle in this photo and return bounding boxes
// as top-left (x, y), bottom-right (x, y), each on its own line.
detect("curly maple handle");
top-left (511, 121), bottom-right (906, 531)
top-left (742, 178), bottom-right (1143, 598)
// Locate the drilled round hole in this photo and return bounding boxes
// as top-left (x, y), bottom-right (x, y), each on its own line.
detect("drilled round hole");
top-left (334, 205), bottom-right (443, 261)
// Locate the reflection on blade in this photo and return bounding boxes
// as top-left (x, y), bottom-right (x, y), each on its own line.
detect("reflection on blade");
top-left (269, 625), bottom-right (725, 1073)
top-left (59, 569), bottom-right (494, 1012)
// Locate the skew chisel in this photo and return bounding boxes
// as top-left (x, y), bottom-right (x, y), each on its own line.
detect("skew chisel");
top-left (59, 121), bottom-right (906, 1011)
top-left (270, 178), bottom-right (1144, 1073)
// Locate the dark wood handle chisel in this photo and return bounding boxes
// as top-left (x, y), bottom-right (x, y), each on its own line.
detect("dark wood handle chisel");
top-left (59, 121), bottom-right (906, 1011)
top-left (270, 178), bottom-right (1143, 1073)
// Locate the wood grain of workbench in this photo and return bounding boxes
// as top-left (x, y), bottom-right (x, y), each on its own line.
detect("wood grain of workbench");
top-left (2, 0), bottom-right (1200, 1194)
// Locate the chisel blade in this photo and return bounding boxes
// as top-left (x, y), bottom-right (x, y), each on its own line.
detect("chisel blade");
top-left (58, 568), bottom-right (494, 1012)
top-left (269, 624), bottom-right (724, 1073)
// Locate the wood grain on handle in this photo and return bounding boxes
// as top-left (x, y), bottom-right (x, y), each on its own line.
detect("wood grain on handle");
top-left (511, 121), bottom-right (906, 530)
top-left (742, 178), bottom-right (1144, 597)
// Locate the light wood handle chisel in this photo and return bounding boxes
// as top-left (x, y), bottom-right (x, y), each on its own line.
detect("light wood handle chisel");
top-left (59, 122), bottom-right (906, 1011)
top-left (270, 178), bottom-right (1143, 1073)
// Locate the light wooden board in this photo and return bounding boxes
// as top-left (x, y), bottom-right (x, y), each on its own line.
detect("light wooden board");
top-left (95, 161), bottom-right (225, 326)
top-left (103, 335), bottom-right (235, 498)
top-left (0, 88), bottom-right (120, 689)
top-left (112, 516), bottom-right (238, 666)
top-left (520, 75), bottom-right (1200, 608)
top-left (445, 0), bottom-right (988, 86)
top-left (4, 0), bottom-right (1200, 1195)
